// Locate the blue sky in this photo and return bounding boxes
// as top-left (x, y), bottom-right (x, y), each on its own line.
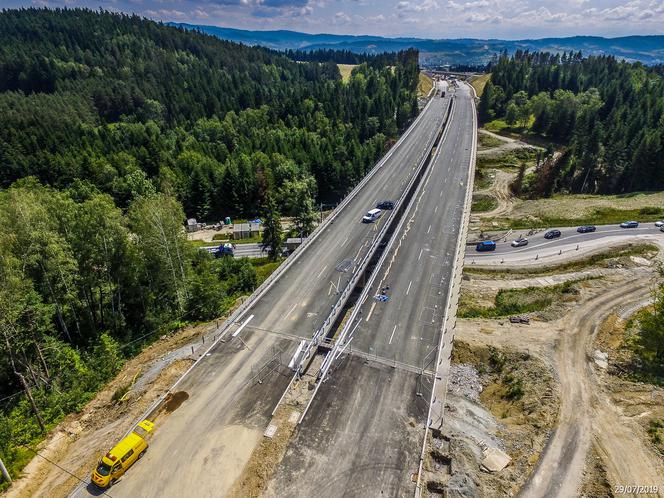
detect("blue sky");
top-left (4, 0), bottom-right (664, 39)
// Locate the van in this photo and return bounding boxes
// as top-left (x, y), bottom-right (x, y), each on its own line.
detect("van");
top-left (91, 420), bottom-right (154, 488)
top-left (475, 240), bottom-right (496, 252)
top-left (362, 208), bottom-right (382, 223)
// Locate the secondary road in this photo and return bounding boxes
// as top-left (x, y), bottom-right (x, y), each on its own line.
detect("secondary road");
top-left (264, 82), bottom-right (476, 497)
top-left (467, 224), bottom-right (663, 265)
top-left (70, 84), bottom-right (451, 498)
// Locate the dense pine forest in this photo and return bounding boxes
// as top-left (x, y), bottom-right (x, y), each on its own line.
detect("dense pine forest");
top-left (479, 51), bottom-right (664, 195)
top-left (0, 8), bottom-right (421, 479)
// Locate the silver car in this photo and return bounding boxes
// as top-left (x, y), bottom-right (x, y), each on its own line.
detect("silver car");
top-left (511, 237), bottom-right (528, 247)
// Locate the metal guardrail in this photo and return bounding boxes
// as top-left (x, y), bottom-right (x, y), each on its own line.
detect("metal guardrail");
top-left (316, 97), bottom-right (457, 381)
top-left (294, 97), bottom-right (458, 424)
top-left (292, 96), bottom-right (455, 381)
top-left (414, 83), bottom-right (479, 498)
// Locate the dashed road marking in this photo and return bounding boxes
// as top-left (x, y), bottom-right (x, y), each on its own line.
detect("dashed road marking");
top-left (389, 325), bottom-right (397, 345)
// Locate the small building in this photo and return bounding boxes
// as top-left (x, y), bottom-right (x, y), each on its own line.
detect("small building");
top-left (286, 237), bottom-right (307, 252)
top-left (186, 218), bottom-right (202, 233)
top-left (233, 222), bottom-right (262, 240)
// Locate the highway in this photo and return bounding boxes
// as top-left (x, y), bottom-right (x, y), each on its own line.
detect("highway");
top-left (466, 224), bottom-right (664, 266)
top-left (264, 82), bottom-right (476, 497)
top-left (69, 84), bottom-right (451, 498)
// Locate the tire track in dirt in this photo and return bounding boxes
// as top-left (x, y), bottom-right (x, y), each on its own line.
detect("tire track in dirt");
top-left (518, 280), bottom-right (658, 498)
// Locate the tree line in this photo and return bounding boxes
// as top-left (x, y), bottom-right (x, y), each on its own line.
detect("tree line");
top-left (0, 8), bottom-right (422, 480)
top-left (285, 48), bottom-right (404, 66)
top-left (479, 50), bottom-right (664, 195)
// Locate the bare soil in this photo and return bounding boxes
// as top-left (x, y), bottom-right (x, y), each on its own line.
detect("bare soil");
top-left (447, 253), bottom-right (664, 498)
top-left (4, 322), bottom-right (218, 498)
top-left (423, 341), bottom-right (559, 498)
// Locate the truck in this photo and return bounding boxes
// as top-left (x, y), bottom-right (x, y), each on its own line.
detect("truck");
top-left (91, 420), bottom-right (154, 488)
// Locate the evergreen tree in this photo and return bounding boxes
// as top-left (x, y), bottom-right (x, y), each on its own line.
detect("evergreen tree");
top-left (261, 196), bottom-right (283, 261)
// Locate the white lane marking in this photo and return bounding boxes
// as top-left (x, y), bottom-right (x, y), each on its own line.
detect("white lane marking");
top-left (434, 205), bottom-right (438, 213)
top-left (232, 315), bottom-right (254, 337)
top-left (366, 302), bottom-right (377, 322)
top-left (340, 236), bottom-right (349, 247)
top-left (406, 280), bottom-right (413, 295)
top-left (285, 303), bottom-right (297, 319)
top-left (418, 248), bottom-right (423, 261)
top-left (389, 325), bottom-right (397, 345)
top-left (427, 225), bottom-right (431, 234)
top-left (316, 265), bottom-right (328, 279)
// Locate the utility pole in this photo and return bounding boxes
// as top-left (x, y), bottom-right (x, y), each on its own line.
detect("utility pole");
top-left (0, 456), bottom-right (11, 483)
top-left (17, 373), bottom-right (45, 433)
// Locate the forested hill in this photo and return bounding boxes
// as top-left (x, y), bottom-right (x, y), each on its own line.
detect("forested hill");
top-left (0, 9), bottom-right (420, 480)
top-left (0, 8), bottom-right (420, 219)
top-left (479, 52), bottom-right (664, 195)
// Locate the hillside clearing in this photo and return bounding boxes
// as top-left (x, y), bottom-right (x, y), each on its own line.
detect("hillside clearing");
top-left (337, 63), bottom-right (356, 82)
top-left (469, 73), bottom-right (490, 97)
top-left (418, 72), bottom-right (434, 97)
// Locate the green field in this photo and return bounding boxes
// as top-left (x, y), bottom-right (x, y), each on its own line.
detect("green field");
top-left (337, 63), bottom-right (357, 82)
top-left (469, 73), bottom-right (490, 97)
top-left (418, 72), bottom-right (434, 98)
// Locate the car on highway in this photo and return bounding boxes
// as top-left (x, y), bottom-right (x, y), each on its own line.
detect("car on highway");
top-left (620, 221), bottom-right (639, 228)
top-left (544, 229), bottom-right (561, 239)
top-left (511, 237), bottom-right (528, 247)
top-left (655, 220), bottom-right (664, 227)
top-left (362, 208), bottom-right (383, 223)
top-left (376, 200), bottom-right (395, 210)
top-left (475, 240), bottom-right (496, 252)
top-left (577, 225), bottom-right (597, 233)
top-left (91, 419), bottom-right (154, 488)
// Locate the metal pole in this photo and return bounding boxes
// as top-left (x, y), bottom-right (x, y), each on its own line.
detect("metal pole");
top-left (0, 456), bottom-right (11, 483)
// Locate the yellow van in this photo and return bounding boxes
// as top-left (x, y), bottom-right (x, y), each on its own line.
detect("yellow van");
top-left (91, 419), bottom-right (154, 488)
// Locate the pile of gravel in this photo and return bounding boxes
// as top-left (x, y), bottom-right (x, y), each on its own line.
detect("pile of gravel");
top-left (448, 364), bottom-right (483, 401)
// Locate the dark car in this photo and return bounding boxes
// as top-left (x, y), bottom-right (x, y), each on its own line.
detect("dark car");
top-left (509, 316), bottom-right (530, 324)
top-left (620, 220), bottom-right (639, 228)
top-left (577, 225), bottom-right (597, 233)
top-left (376, 200), bottom-right (395, 210)
top-left (475, 240), bottom-right (496, 252)
top-left (544, 229), bottom-right (561, 239)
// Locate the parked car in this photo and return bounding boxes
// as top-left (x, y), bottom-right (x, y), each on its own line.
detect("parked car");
top-left (544, 229), bottom-right (561, 239)
top-left (577, 225), bottom-right (596, 233)
top-left (509, 316), bottom-right (530, 324)
top-left (511, 237), bottom-right (528, 247)
top-left (620, 221), bottom-right (639, 228)
top-left (376, 200), bottom-right (395, 210)
top-left (475, 240), bottom-right (496, 252)
top-left (362, 208), bottom-right (382, 223)
top-left (655, 220), bottom-right (664, 227)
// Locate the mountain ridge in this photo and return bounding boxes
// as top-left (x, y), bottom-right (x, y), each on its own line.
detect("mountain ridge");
top-left (169, 22), bottom-right (664, 65)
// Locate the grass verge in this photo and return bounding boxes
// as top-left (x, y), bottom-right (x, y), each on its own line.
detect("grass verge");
top-left (464, 243), bottom-right (659, 278)
top-left (505, 206), bottom-right (664, 229)
top-left (458, 279), bottom-right (584, 318)
top-left (418, 72), bottom-right (434, 98)
top-left (478, 132), bottom-right (504, 149)
top-left (472, 195), bottom-right (498, 213)
top-left (469, 73), bottom-right (490, 97)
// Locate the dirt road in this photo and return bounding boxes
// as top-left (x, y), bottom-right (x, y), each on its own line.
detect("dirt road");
top-left (518, 279), bottom-right (663, 498)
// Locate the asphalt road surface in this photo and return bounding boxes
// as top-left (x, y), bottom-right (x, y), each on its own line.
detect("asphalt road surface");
top-left (69, 84), bottom-right (451, 498)
top-left (466, 224), bottom-right (664, 265)
top-left (264, 83), bottom-right (476, 498)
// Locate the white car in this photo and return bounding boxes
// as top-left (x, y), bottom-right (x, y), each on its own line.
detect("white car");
top-left (655, 220), bottom-right (664, 227)
top-left (511, 237), bottom-right (528, 247)
top-left (362, 208), bottom-right (382, 223)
